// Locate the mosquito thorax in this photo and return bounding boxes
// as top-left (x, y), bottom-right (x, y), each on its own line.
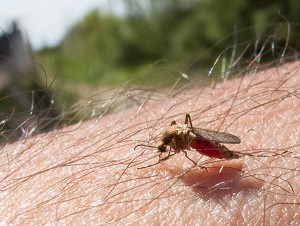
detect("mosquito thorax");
top-left (162, 123), bottom-right (189, 142)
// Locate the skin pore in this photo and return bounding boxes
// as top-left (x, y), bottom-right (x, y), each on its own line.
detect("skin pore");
top-left (0, 60), bottom-right (299, 225)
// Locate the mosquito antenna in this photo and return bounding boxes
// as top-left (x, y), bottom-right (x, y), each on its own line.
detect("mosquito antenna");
top-left (134, 144), bottom-right (157, 150)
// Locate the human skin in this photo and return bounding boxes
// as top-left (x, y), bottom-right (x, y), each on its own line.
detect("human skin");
top-left (0, 60), bottom-right (299, 225)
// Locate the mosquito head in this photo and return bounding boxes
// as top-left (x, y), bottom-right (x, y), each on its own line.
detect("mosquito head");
top-left (157, 144), bottom-right (167, 153)
top-left (161, 133), bottom-right (174, 145)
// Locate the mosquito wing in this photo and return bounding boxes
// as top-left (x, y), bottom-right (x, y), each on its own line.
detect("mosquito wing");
top-left (191, 128), bottom-right (241, 144)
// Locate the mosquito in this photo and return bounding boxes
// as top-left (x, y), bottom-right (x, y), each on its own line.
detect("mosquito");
top-left (135, 114), bottom-right (241, 168)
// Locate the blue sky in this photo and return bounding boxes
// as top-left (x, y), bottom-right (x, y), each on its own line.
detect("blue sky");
top-left (0, 0), bottom-right (126, 50)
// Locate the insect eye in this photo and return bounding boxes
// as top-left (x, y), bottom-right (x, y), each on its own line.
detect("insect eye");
top-left (162, 135), bottom-right (173, 144)
top-left (158, 144), bottom-right (167, 153)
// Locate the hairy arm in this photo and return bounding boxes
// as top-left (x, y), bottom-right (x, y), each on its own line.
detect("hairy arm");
top-left (0, 61), bottom-right (299, 225)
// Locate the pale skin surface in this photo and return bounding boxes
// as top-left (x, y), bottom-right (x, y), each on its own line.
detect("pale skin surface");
top-left (0, 61), bottom-right (299, 225)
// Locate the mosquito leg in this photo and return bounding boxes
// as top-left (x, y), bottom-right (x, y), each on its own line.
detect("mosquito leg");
top-left (159, 152), bottom-right (175, 162)
top-left (183, 150), bottom-right (208, 172)
top-left (183, 150), bottom-right (196, 165)
top-left (159, 150), bottom-right (169, 161)
top-left (185, 113), bottom-right (193, 128)
top-left (138, 152), bottom-right (175, 169)
top-left (159, 144), bottom-right (178, 162)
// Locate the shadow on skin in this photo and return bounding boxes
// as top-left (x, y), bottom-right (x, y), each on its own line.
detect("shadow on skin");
top-left (166, 161), bottom-right (264, 199)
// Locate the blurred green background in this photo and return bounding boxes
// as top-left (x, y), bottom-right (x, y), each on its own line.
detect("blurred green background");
top-left (35, 0), bottom-right (300, 88)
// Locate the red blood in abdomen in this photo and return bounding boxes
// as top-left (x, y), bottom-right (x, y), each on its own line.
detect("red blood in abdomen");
top-left (190, 139), bottom-right (223, 158)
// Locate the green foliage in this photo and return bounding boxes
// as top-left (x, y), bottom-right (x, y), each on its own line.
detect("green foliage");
top-left (36, 0), bottom-right (300, 88)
